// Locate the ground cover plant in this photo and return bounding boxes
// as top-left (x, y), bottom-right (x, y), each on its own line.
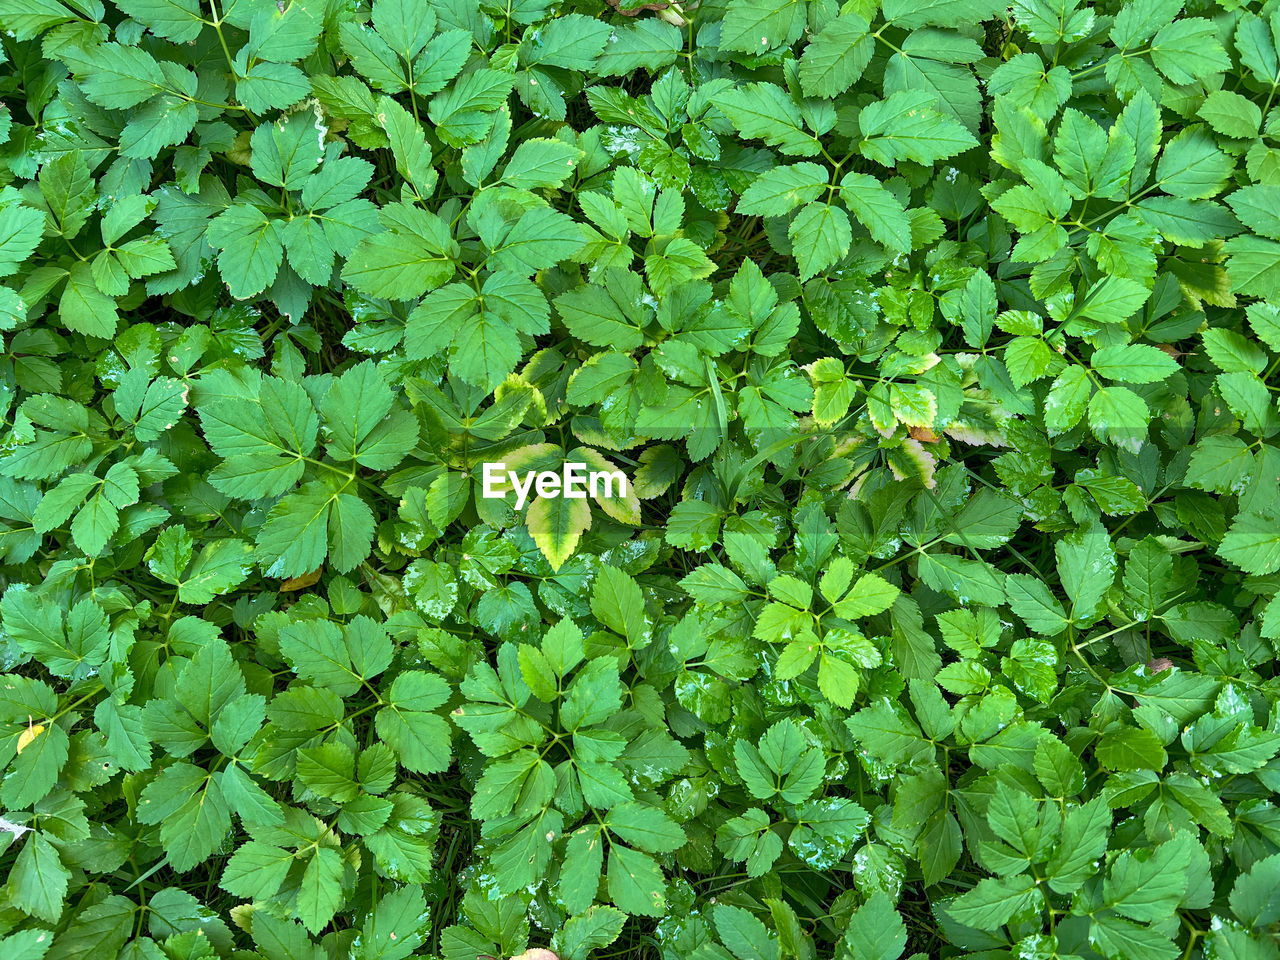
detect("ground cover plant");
top-left (2, 0), bottom-right (1280, 957)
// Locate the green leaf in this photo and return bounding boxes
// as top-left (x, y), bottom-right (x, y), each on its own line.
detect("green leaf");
top-left (68, 43), bottom-right (165, 108)
top-left (715, 903), bottom-right (779, 960)
top-left (1055, 523), bottom-right (1116, 618)
top-left (322, 362), bottom-right (418, 469)
top-left (428, 69), bottom-right (514, 147)
top-left (518, 13), bottom-right (610, 70)
top-left (799, 14), bottom-right (874, 98)
top-left (527, 494), bottom-right (592, 572)
top-left (500, 138), bottom-right (582, 189)
top-left (714, 83), bottom-right (819, 156)
top-left (39, 153), bottom-right (95, 240)
top-left (817, 652), bottom-right (859, 708)
top-left (917, 553), bottom-right (1006, 607)
top-left (9, 834), bottom-right (70, 923)
top-left (560, 825), bottom-right (605, 915)
top-left (207, 203), bottom-right (284, 299)
top-left (1043, 364), bottom-right (1090, 434)
top-left (1198, 90), bottom-right (1262, 139)
top-left (943, 874), bottom-right (1040, 929)
top-left (220, 841), bottom-right (295, 900)
top-left (738, 163), bottom-right (829, 217)
top-left (296, 847), bottom-right (344, 934)
top-left (1046, 797), bottom-right (1111, 894)
top-left (1034, 736), bottom-right (1085, 797)
top-left (340, 19), bottom-right (406, 91)
top-left (1005, 574), bottom-right (1070, 635)
top-left (788, 202), bottom-right (851, 280)
top-left (839, 172), bottom-right (911, 252)
top-left (1185, 435), bottom-right (1255, 495)
top-left (0, 927), bottom-right (58, 960)
top-left (279, 616), bottom-right (390, 697)
top-left (607, 845), bottom-right (666, 917)
top-left (177, 539), bottom-right (254, 604)
top-left (375, 671), bottom-right (452, 773)
top-left (883, 0), bottom-right (1004, 30)
top-left (604, 802), bottom-right (685, 853)
top-left (136, 763), bottom-right (231, 871)
top-left (342, 205), bottom-right (457, 299)
top-left (595, 20), bottom-right (683, 76)
top-left (1088, 386), bottom-right (1149, 453)
top-left (835, 573), bottom-right (900, 618)
top-left (59, 262), bottom-right (117, 338)
top-left (1105, 837), bottom-right (1192, 922)
top-left (1089, 914), bottom-right (1179, 960)
top-left (351, 884), bottom-right (428, 960)
top-left (1151, 18), bottom-right (1230, 84)
top-left (1219, 510), bottom-right (1280, 575)
top-left (0, 192), bottom-right (44, 278)
top-left (858, 91), bottom-right (977, 166)
top-left (1156, 128), bottom-right (1232, 199)
top-left (846, 699), bottom-right (934, 768)
top-left (555, 905), bottom-right (627, 960)
top-left (1096, 725), bottom-right (1168, 772)
top-left (256, 482), bottom-right (375, 578)
top-left (590, 565), bottom-right (649, 646)
top-left (554, 271), bottom-right (646, 351)
top-left (1090, 344), bottom-right (1179, 383)
top-left (1229, 852), bottom-right (1280, 927)
top-left (719, 0), bottom-right (807, 54)
top-left (735, 720), bottom-right (825, 804)
top-left (1078, 276), bottom-right (1152, 323)
top-left (487, 206), bottom-right (585, 275)
top-left (839, 892), bottom-right (905, 960)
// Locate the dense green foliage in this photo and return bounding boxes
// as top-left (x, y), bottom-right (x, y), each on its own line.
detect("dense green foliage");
top-left (2, 0), bottom-right (1280, 958)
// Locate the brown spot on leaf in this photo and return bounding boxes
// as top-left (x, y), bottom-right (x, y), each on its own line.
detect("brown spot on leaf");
top-left (603, 0), bottom-right (686, 26)
top-left (280, 567), bottom-right (323, 591)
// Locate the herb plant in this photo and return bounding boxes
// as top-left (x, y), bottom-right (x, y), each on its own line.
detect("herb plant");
top-left (1, 0), bottom-right (1279, 959)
